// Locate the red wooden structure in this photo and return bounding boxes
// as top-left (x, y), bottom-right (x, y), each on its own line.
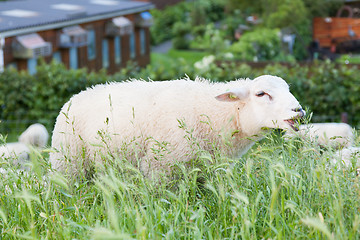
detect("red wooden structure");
top-left (313, 17), bottom-right (360, 49)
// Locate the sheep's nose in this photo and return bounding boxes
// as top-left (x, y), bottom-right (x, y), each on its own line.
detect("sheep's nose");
top-left (292, 107), bottom-right (305, 117)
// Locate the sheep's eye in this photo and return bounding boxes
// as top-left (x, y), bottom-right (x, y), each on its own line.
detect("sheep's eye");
top-left (256, 91), bottom-right (266, 97)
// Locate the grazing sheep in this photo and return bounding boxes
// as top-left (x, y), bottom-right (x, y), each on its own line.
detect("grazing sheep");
top-left (0, 142), bottom-right (30, 164)
top-left (50, 75), bottom-right (305, 178)
top-left (286, 123), bottom-right (354, 148)
top-left (0, 123), bottom-right (49, 165)
top-left (19, 123), bottom-right (49, 148)
top-left (332, 147), bottom-right (360, 170)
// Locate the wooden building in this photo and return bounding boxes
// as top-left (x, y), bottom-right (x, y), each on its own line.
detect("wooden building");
top-left (0, 0), bottom-right (154, 75)
top-left (313, 17), bottom-right (360, 48)
top-left (139, 0), bottom-right (184, 10)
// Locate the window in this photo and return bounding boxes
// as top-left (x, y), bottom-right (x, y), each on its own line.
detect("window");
top-left (52, 51), bottom-right (62, 63)
top-left (102, 39), bottom-right (109, 69)
top-left (130, 32), bottom-right (136, 59)
top-left (140, 29), bottom-right (146, 55)
top-left (87, 29), bottom-right (96, 60)
top-left (114, 36), bottom-right (121, 64)
top-left (27, 58), bottom-right (37, 75)
top-left (70, 47), bottom-right (78, 69)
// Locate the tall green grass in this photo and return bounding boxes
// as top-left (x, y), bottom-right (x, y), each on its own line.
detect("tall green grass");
top-left (0, 131), bottom-right (359, 239)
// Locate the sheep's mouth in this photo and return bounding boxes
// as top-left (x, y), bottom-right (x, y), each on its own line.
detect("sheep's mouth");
top-left (285, 119), bottom-right (299, 131)
top-left (285, 113), bottom-right (304, 131)
top-left (285, 114), bottom-right (304, 131)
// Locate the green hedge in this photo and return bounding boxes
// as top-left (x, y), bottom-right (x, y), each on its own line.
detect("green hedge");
top-left (1, 59), bottom-right (359, 138)
top-left (150, 2), bottom-right (191, 45)
top-left (0, 61), bottom-right (110, 133)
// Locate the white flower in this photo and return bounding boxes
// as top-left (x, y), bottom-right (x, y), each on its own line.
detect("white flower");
top-left (194, 55), bottom-right (215, 70)
top-left (203, 55), bottom-right (215, 65)
top-left (194, 61), bottom-right (203, 69)
top-left (223, 52), bottom-right (234, 59)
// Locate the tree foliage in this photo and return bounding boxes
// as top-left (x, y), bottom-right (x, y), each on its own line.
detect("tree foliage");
top-left (225, 0), bottom-right (344, 20)
top-left (263, 0), bottom-right (307, 29)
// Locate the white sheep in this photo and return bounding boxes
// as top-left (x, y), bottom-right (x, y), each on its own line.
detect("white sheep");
top-left (0, 123), bottom-right (49, 165)
top-left (286, 123), bottom-right (354, 148)
top-left (0, 142), bottom-right (30, 164)
top-left (50, 75), bottom-right (305, 178)
top-left (332, 147), bottom-right (360, 171)
top-left (19, 123), bottom-right (49, 148)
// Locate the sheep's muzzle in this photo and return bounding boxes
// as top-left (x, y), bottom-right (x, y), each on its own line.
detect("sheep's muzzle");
top-left (285, 111), bottom-right (305, 131)
top-left (285, 119), bottom-right (298, 131)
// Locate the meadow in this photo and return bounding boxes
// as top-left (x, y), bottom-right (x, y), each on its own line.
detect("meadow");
top-left (0, 127), bottom-right (359, 239)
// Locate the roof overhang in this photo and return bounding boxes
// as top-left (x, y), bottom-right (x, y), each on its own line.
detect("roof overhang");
top-left (0, 3), bottom-right (154, 38)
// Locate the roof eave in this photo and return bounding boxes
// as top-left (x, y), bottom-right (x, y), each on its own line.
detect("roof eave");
top-left (0, 3), bottom-right (154, 38)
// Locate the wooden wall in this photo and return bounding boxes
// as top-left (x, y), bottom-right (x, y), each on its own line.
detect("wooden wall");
top-left (3, 14), bottom-right (151, 75)
top-left (313, 17), bottom-right (360, 48)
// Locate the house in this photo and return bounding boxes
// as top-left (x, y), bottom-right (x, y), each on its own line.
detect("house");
top-left (138, 0), bottom-right (184, 10)
top-left (0, 0), bottom-right (154, 74)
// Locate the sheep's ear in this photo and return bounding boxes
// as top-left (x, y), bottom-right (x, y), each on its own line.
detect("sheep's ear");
top-left (215, 88), bottom-right (249, 102)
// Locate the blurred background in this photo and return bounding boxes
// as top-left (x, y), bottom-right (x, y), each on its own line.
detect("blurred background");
top-left (1, 0), bottom-right (360, 141)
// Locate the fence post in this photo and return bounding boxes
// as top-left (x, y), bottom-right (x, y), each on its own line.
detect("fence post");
top-left (341, 112), bottom-right (348, 123)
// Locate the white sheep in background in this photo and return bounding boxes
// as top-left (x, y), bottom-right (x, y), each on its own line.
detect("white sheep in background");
top-left (286, 122), bottom-right (354, 148)
top-left (332, 147), bottom-right (360, 172)
top-left (19, 123), bottom-right (49, 148)
top-left (50, 75), bottom-right (305, 178)
top-left (0, 142), bottom-right (30, 164)
top-left (0, 123), bottom-right (49, 165)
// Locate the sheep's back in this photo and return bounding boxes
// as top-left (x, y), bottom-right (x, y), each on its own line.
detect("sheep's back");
top-left (50, 80), bottom-right (232, 171)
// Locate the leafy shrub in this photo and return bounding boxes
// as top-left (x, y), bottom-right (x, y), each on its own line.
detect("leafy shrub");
top-left (172, 22), bottom-right (191, 50)
top-left (230, 28), bottom-right (283, 61)
top-left (189, 0), bottom-right (225, 26)
top-left (0, 60), bottom-right (109, 131)
top-left (337, 54), bottom-right (360, 64)
top-left (191, 25), bottom-right (207, 39)
top-left (291, 18), bottom-right (312, 61)
top-left (150, 0), bottom-right (225, 46)
top-left (191, 23), bottom-right (230, 55)
top-left (0, 68), bottom-right (33, 121)
top-left (263, 0), bottom-right (307, 29)
top-left (221, 9), bottom-right (247, 42)
top-left (150, 2), bottom-right (191, 45)
top-left (172, 37), bottom-right (191, 50)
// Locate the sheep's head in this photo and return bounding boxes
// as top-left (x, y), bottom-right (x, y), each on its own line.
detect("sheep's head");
top-left (215, 75), bottom-right (305, 135)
